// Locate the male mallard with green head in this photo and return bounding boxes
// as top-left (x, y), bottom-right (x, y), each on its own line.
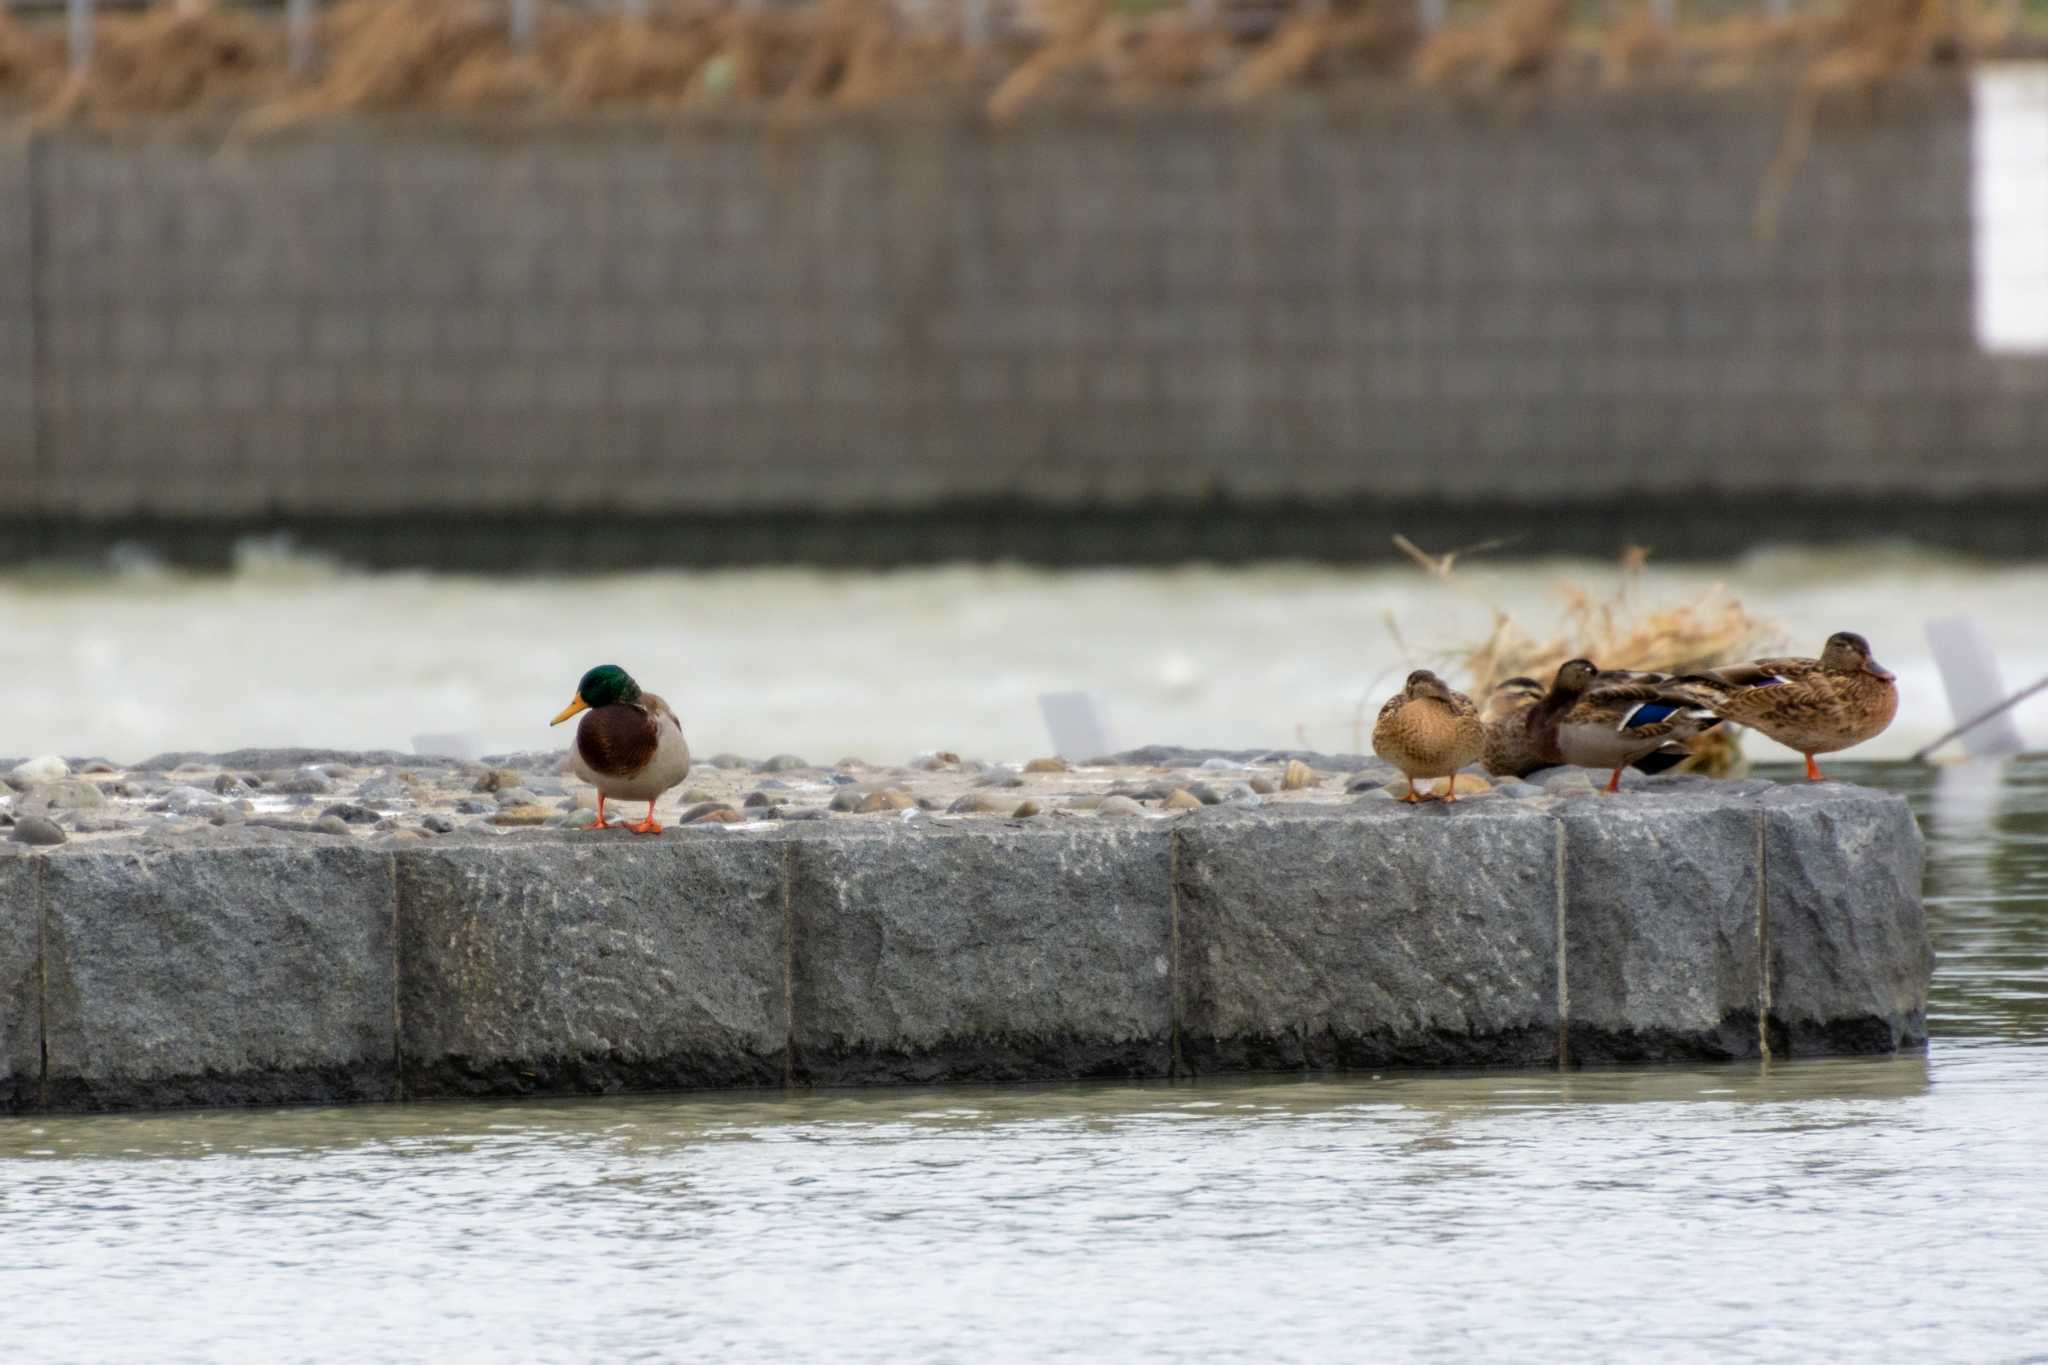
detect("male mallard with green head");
top-left (1679, 630), bottom-right (1897, 781)
top-left (550, 664), bottom-right (692, 834)
top-left (1373, 669), bottom-right (1486, 802)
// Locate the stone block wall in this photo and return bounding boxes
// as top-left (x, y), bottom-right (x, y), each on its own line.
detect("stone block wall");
top-left (2, 86), bottom-right (2045, 560)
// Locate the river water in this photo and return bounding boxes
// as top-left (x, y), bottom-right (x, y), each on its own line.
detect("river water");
top-left (2, 545), bottom-right (2046, 764)
top-left (3, 757), bottom-right (2046, 1362)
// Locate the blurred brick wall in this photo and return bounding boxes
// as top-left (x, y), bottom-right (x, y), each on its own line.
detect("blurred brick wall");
top-left (5, 88), bottom-right (2046, 542)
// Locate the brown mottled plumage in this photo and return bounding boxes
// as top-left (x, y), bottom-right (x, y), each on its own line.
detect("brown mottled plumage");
top-left (1373, 669), bottom-right (1486, 802)
top-left (1481, 675), bottom-right (1548, 777)
top-left (1679, 630), bottom-right (1897, 781)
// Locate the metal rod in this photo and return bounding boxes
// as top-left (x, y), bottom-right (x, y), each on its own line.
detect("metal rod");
top-left (287, 0), bottom-right (315, 73)
top-left (1912, 673), bottom-right (2048, 763)
top-left (68, 0), bottom-right (92, 72)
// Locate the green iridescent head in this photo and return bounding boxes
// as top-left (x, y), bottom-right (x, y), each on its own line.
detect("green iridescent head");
top-left (551, 664), bottom-right (642, 725)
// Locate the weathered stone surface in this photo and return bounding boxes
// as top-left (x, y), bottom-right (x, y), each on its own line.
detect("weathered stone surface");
top-left (39, 845), bottom-right (398, 1111)
top-left (1559, 787), bottom-right (1763, 1063)
top-left (1, 856), bottom-right (38, 1112)
top-left (1176, 803), bottom-right (1560, 1073)
top-left (789, 824), bottom-right (1173, 1084)
top-left (396, 834), bottom-right (789, 1097)
top-left (1763, 785), bottom-right (1931, 1056)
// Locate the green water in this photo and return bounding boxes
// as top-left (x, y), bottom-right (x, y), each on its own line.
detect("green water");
top-left (4, 761), bottom-right (2045, 1363)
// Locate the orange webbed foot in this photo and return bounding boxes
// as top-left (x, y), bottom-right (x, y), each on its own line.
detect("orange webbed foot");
top-left (626, 819), bottom-right (662, 835)
top-left (582, 817), bottom-right (616, 831)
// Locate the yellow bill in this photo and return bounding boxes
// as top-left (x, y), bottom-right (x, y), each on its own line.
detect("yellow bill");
top-left (551, 696), bottom-right (589, 726)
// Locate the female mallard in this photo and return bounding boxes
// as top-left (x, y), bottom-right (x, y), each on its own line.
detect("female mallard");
top-left (1481, 675), bottom-right (1548, 777)
top-left (1373, 669), bottom-right (1486, 802)
top-left (1679, 630), bottom-right (1897, 781)
top-left (549, 664), bottom-right (692, 834)
top-left (1549, 659), bottom-right (1723, 793)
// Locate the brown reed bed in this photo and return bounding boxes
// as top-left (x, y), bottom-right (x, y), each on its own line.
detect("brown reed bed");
top-left (0, 0), bottom-right (2024, 130)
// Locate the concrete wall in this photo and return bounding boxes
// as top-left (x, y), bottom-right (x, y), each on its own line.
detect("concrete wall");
top-left (0, 779), bottom-right (1930, 1114)
top-left (2, 86), bottom-right (2046, 561)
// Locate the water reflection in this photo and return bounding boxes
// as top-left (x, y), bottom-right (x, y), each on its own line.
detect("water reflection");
top-left (2, 760), bottom-right (2045, 1363)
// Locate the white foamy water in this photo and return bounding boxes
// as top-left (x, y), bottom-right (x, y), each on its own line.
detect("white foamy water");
top-left (2, 543), bottom-right (2044, 764)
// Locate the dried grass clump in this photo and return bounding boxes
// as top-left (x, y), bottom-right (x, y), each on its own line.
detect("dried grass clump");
top-left (1227, 0), bottom-right (1418, 100)
top-left (0, 14), bottom-right (65, 108)
top-left (1393, 540), bottom-right (1778, 777)
top-left (1459, 579), bottom-right (1774, 699)
top-left (39, 2), bottom-right (288, 125)
top-left (1413, 0), bottom-right (1568, 88)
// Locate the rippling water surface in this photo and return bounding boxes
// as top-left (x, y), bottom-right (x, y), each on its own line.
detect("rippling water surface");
top-left (5, 761), bottom-right (2047, 1362)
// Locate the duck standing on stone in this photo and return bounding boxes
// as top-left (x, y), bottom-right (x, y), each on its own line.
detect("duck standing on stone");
top-left (550, 664), bottom-right (692, 834)
top-left (1678, 631), bottom-right (1898, 781)
top-left (1541, 659), bottom-right (1723, 794)
top-left (1373, 669), bottom-right (1486, 802)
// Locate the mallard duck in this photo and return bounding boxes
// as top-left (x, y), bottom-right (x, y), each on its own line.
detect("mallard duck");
top-left (1481, 675), bottom-right (1549, 777)
top-left (1678, 630), bottom-right (1897, 781)
top-left (1485, 666), bottom-right (1703, 780)
top-left (549, 664), bottom-right (692, 834)
top-left (1373, 669), bottom-right (1486, 802)
top-left (1549, 659), bottom-right (1724, 793)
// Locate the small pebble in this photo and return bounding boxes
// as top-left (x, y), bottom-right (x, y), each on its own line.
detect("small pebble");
top-left (1199, 757), bottom-right (1238, 771)
top-left (1096, 795), bottom-right (1144, 818)
top-left (858, 789), bottom-right (916, 814)
top-left (833, 757), bottom-right (870, 770)
top-left (213, 773), bottom-right (248, 795)
top-left (356, 778), bottom-right (406, 803)
top-left (828, 789), bottom-right (866, 813)
top-left (1282, 759), bottom-right (1316, 790)
top-left (780, 808), bottom-right (831, 821)
top-left (706, 753), bottom-right (753, 770)
top-left (948, 792), bottom-right (1004, 814)
top-left (754, 778), bottom-right (792, 791)
top-left (11, 756), bottom-right (69, 782)
top-left (375, 830), bottom-right (426, 845)
top-left (1023, 757), bottom-right (1069, 773)
top-left (1011, 799), bottom-right (1042, 818)
top-left (1188, 783), bottom-right (1223, 805)
top-left (321, 803), bottom-right (382, 825)
top-left (742, 791), bottom-right (777, 809)
top-left (1163, 789), bottom-right (1202, 811)
top-left (679, 801), bottom-right (737, 823)
top-left (455, 799), bottom-right (491, 815)
top-left (314, 814), bottom-right (353, 836)
top-left (421, 813), bottom-right (455, 833)
top-left (973, 774), bottom-right (1026, 789)
top-left (679, 789), bottom-right (717, 805)
top-left (910, 752), bottom-right (962, 771)
top-left (11, 814), bottom-right (67, 845)
top-left (755, 754), bottom-right (810, 773)
top-left (472, 768), bottom-right (523, 793)
top-left (689, 808), bottom-right (743, 825)
top-left (273, 769), bottom-right (334, 796)
top-left (487, 805), bottom-right (551, 826)
top-left (494, 787), bottom-right (540, 807)
top-left (208, 808), bottom-right (246, 826)
top-left (1248, 776), bottom-right (1277, 795)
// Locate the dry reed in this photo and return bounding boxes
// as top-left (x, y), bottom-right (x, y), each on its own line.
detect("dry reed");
top-left (0, 0), bottom-right (2022, 129)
